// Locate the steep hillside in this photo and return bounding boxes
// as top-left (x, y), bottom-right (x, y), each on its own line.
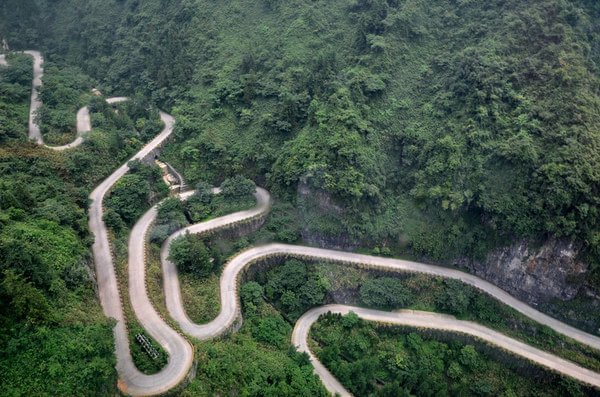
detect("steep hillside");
top-left (3, 0), bottom-right (600, 305)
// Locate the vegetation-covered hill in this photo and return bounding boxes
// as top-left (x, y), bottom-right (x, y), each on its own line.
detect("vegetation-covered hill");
top-left (4, 0), bottom-right (599, 268)
top-left (1, 0), bottom-right (600, 395)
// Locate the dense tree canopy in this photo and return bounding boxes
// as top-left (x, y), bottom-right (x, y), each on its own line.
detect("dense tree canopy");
top-left (5, 0), bottom-right (598, 267)
top-left (311, 313), bottom-right (589, 396)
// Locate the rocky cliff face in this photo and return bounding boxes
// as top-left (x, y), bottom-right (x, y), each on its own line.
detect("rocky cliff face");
top-left (457, 238), bottom-right (589, 305)
top-left (297, 181), bottom-right (358, 250)
top-left (296, 181), bottom-right (594, 305)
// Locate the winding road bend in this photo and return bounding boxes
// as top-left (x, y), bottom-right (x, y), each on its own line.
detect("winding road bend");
top-left (293, 305), bottom-right (600, 396)
top-left (12, 49), bottom-right (600, 395)
top-left (12, 49), bottom-right (193, 395)
top-left (89, 111), bottom-right (196, 396)
top-left (157, 240), bottom-right (600, 391)
top-left (14, 50), bottom-right (128, 150)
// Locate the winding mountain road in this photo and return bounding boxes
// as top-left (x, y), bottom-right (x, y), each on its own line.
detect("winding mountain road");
top-left (160, 187), bottom-right (272, 338)
top-left (12, 49), bottom-right (600, 395)
top-left (157, 241), bottom-right (600, 391)
top-left (89, 111), bottom-right (194, 396)
top-left (12, 49), bottom-right (192, 395)
top-left (293, 305), bottom-right (600, 395)
top-left (15, 50), bottom-right (128, 150)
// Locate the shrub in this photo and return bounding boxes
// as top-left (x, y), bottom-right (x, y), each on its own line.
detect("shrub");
top-left (220, 175), bottom-right (255, 199)
top-left (359, 277), bottom-right (412, 309)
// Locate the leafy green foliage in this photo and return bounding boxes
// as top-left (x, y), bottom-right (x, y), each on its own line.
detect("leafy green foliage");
top-left (38, 61), bottom-right (92, 145)
top-left (0, 54), bottom-right (30, 142)
top-left (219, 175), bottom-right (255, 199)
top-left (149, 197), bottom-right (188, 243)
top-left (168, 234), bottom-right (220, 278)
top-left (0, 145), bottom-right (117, 395)
top-left (1, 323), bottom-right (116, 396)
top-left (188, 333), bottom-right (327, 396)
top-left (263, 260), bottom-right (329, 320)
top-left (359, 277), bottom-right (412, 309)
top-left (240, 281), bottom-right (264, 314)
top-left (105, 160), bottom-right (167, 226)
top-left (25, 0), bottom-right (600, 264)
top-left (312, 313), bottom-right (589, 396)
top-left (184, 176), bottom-right (256, 223)
top-left (250, 314), bottom-right (291, 349)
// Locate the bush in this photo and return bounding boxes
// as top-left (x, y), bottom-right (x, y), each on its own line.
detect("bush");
top-left (102, 208), bottom-right (125, 233)
top-left (435, 279), bottom-right (473, 316)
top-left (359, 277), bottom-right (412, 309)
top-left (264, 260), bottom-right (328, 319)
top-left (168, 234), bottom-right (217, 278)
top-left (105, 174), bottom-right (149, 225)
top-left (150, 198), bottom-right (187, 243)
top-left (251, 314), bottom-right (291, 349)
top-left (220, 175), bottom-right (255, 199)
top-left (240, 281), bottom-right (264, 314)
top-left (194, 180), bottom-right (214, 204)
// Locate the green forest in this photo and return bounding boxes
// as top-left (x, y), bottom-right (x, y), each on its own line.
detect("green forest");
top-left (1, 0), bottom-right (600, 395)
top-left (311, 313), bottom-right (589, 396)
top-left (3, 0), bottom-right (599, 261)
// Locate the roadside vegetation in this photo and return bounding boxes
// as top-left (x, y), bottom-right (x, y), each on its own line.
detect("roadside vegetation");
top-left (104, 159), bottom-right (170, 374)
top-left (245, 259), bottom-right (600, 372)
top-left (0, 53), bottom-right (30, 142)
top-left (147, 175), bottom-right (257, 324)
top-left (311, 313), bottom-right (595, 396)
top-left (7, 0), bottom-right (600, 270)
top-left (38, 60), bottom-right (92, 145)
top-left (0, 52), bottom-right (167, 393)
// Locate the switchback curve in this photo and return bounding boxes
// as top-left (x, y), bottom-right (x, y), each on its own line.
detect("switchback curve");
top-left (162, 242), bottom-right (600, 352)
top-left (293, 305), bottom-right (600, 396)
top-left (88, 111), bottom-right (195, 396)
top-left (157, 209), bottom-right (600, 391)
top-left (15, 49), bottom-right (193, 395)
top-left (10, 50), bottom-right (128, 150)
top-left (122, 186), bottom-right (271, 394)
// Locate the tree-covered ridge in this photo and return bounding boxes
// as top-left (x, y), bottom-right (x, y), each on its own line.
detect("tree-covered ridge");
top-left (0, 144), bottom-right (117, 395)
top-left (8, 0), bottom-right (599, 265)
top-left (0, 0), bottom-right (600, 394)
top-left (0, 54), bottom-right (30, 142)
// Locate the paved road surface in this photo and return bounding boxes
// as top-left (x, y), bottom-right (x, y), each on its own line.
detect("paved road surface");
top-left (88, 111), bottom-right (195, 396)
top-left (163, 242), bottom-right (600, 352)
top-left (159, 220), bottom-right (600, 392)
top-left (158, 187), bottom-right (271, 338)
top-left (23, 50), bottom-right (44, 144)
top-left (293, 305), bottom-right (600, 395)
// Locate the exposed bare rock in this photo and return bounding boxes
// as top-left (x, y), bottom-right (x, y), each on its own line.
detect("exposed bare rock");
top-left (457, 238), bottom-right (589, 304)
top-left (297, 180), bottom-right (358, 250)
